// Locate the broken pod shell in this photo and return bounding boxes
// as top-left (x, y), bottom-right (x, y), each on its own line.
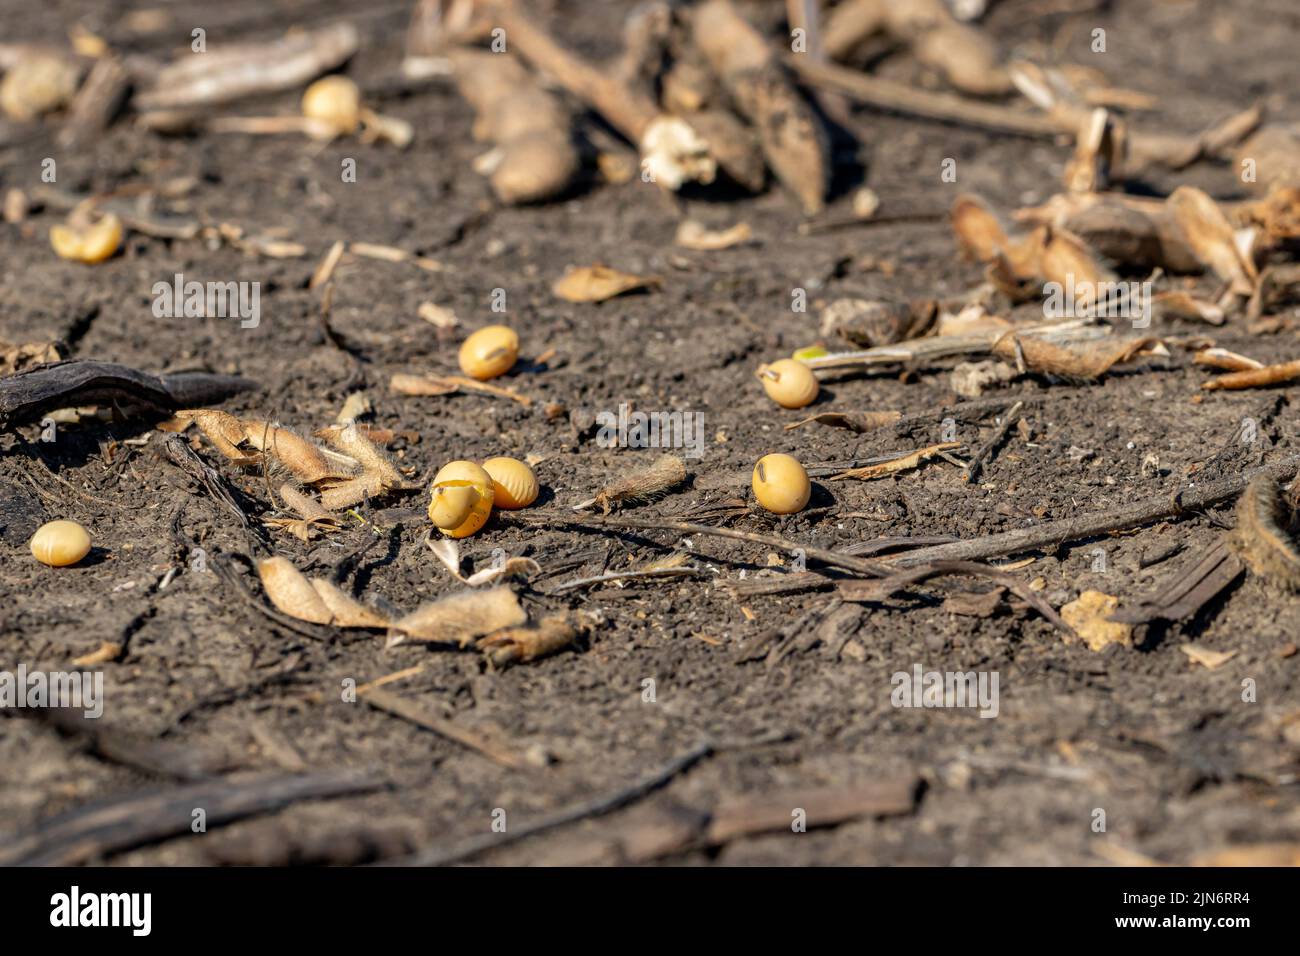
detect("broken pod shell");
top-left (429, 460), bottom-right (495, 538)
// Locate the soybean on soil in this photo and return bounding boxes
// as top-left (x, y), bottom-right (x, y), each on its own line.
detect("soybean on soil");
top-left (2, 0), bottom-right (1299, 865)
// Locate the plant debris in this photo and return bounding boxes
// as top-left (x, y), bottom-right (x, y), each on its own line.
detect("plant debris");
top-left (552, 265), bottom-right (661, 303)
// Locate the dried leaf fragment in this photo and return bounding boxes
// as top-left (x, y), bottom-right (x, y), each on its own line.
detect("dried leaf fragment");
top-left (1060, 590), bottom-right (1133, 652)
top-left (1179, 643), bottom-right (1237, 670)
top-left (675, 220), bottom-right (753, 251)
top-left (390, 372), bottom-right (531, 406)
top-left (552, 265), bottom-right (660, 303)
top-left (785, 410), bottom-right (902, 433)
top-left (0, 340), bottom-right (64, 376)
top-left (830, 443), bottom-right (959, 481)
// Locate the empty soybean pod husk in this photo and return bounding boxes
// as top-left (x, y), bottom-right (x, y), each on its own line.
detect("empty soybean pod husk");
top-left (449, 49), bottom-right (580, 205)
top-left (690, 0), bottom-right (830, 214)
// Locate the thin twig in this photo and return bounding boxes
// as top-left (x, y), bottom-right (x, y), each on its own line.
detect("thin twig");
top-left (965, 400), bottom-right (1023, 484)
top-left (505, 512), bottom-right (893, 578)
top-left (788, 56), bottom-right (1064, 138)
top-left (359, 686), bottom-right (532, 771)
top-left (842, 559), bottom-right (1075, 638)
top-left (0, 769), bottom-right (384, 866)
top-left (548, 566), bottom-right (707, 594)
top-left (890, 455), bottom-right (1300, 567)
top-left (399, 741), bottom-right (715, 866)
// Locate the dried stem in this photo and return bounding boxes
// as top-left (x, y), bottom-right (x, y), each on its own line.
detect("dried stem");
top-left (890, 455), bottom-right (1300, 567)
top-left (789, 56), bottom-right (1061, 138)
top-left (507, 511), bottom-right (893, 578)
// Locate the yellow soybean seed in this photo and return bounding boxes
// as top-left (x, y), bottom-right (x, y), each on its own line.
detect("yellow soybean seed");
top-left (301, 75), bottom-right (362, 135)
top-left (482, 457), bottom-right (538, 509)
top-left (430, 460), bottom-right (495, 538)
top-left (458, 325), bottom-right (519, 381)
top-left (0, 54), bottom-right (79, 121)
top-left (752, 454), bottom-right (810, 515)
top-left (756, 358), bottom-right (819, 409)
top-left (30, 520), bottom-right (92, 567)
top-left (50, 213), bottom-right (124, 264)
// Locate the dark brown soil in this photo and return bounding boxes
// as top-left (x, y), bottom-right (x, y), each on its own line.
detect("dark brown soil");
top-left (2, 0), bottom-right (1298, 866)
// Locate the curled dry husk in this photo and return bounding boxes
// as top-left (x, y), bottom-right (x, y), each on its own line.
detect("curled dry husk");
top-left (823, 0), bottom-right (1010, 96)
top-left (553, 265), bottom-right (660, 303)
top-left (990, 333), bottom-right (1163, 380)
top-left (1167, 186), bottom-right (1258, 298)
top-left (690, 0), bottom-right (829, 214)
top-left (820, 298), bottom-right (936, 348)
top-left (1231, 477), bottom-right (1300, 591)
top-left (1015, 192), bottom-right (1200, 273)
top-left (1235, 125), bottom-right (1300, 194)
top-left (258, 556), bottom-right (392, 628)
top-left (387, 585), bottom-right (527, 648)
top-left (258, 558), bottom-right (532, 651)
top-left (580, 454), bottom-right (688, 513)
top-left (263, 483), bottom-right (344, 541)
top-left (177, 411), bottom-right (411, 510)
top-left (450, 49), bottom-right (580, 204)
top-left (952, 197), bottom-right (1120, 310)
top-left (478, 613), bottom-right (592, 667)
top-left (310, 578), bottom-right (392, 628)
top-left (257, 556), bottom-right (334, 624)
top-left (425, 535), bottom-right (541, 586)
